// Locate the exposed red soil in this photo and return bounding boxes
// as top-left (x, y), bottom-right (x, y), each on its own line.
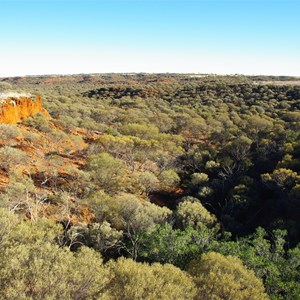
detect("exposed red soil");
top-left (0, 96), bottom-right (50, 124)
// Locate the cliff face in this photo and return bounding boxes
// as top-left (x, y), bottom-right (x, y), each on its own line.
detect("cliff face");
top-left (0, 96), bottom-right (50, 124)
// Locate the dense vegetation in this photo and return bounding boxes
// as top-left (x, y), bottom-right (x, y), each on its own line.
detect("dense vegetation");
top-left (0, 74), bottom-right (300, 299)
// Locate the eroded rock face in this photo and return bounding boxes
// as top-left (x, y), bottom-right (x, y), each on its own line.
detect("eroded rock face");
top-left (0, 96), bottom-right (50, 124)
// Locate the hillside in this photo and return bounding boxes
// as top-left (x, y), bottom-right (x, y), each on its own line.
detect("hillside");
top-left (0, 74), bottom-right (299, 299)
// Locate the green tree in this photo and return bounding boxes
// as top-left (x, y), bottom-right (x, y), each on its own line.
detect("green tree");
top-left (117, 194), bottom-right (171, 260)
top-left (23, 112), bottom-right (51, 132)
top-left (140, 223), bottom-right (216, 268)
top-left (188, 252), bottom-right (269, 300)
top-left (0, 214), bottom-right (109, 299)
top-left (0, 124), bottom-right (20, 145)
top-left (0, 146), bottom-right (27, 171)
top-left (137, 171), bottom-right (159, 196)
top-left (176, 198), bottom-right (217, 229)
top-left (261, 168), bottom-right (300, 191)
top-left (104, 257), bottom-right (196, 300)
top-left (119, 123), bottom-right (160, 140)
top-left (210, 227), bottom-right (300, 299)
top-left (158, 169), bottom-right (180, 190)
top-left (0, 171), bottom-right (39, 220)
top-left (67, 221), bottom-right (123, 253)
top-left (87, 152), bottom-right (125, 193)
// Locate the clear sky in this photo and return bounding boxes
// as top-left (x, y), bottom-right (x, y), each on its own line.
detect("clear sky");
top-left (0, 0), bottom-right (299, 76)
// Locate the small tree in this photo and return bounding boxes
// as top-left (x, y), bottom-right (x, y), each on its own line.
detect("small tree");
top-left (0, 124), bottom-right (20, 145)
top-left (105, 258), bottom-right (196, 300)
top-left (87, 152), bottom-right (125, 193)
top-left (23, 112), bottom-right (51, 132)
top-left (116, 194), bottom-right (171, 260)
top-left (261, 168), bottom-right (300, 191)
top-left (177, 199), bottom-right (217, 229)
top-left (188, 252), bottom-right (269, 300)
top-left (137, 171), bottom-right (159, 196)
top-left (158, 169), bottom-right (180, 190)
top-left (0, 146), bottom-right (27, 171)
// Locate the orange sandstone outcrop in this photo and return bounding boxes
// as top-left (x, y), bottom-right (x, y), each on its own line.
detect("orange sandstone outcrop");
top-left (0, 96), bottom-right (50, 124)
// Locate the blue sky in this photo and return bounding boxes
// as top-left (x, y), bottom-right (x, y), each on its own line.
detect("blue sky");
top-left (0, 0), bottom-right (299, 76)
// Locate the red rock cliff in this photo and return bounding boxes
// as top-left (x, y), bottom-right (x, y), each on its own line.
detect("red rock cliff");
top-left (0, 96), bottom-right (50, 124)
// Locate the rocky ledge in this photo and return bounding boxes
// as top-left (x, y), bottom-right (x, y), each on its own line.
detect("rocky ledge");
top-left (0, 96), bottom-right (50, 124)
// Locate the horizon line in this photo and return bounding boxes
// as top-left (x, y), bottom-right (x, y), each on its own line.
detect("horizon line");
top-left (1, 72), bottom-right (300, 79)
